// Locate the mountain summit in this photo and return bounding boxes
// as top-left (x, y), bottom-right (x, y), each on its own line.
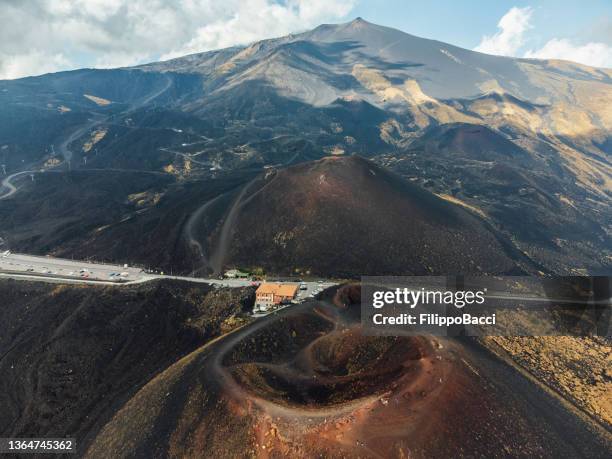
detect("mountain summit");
top-left (140, 17), bottom-right (611, 113)
top-left (0, 18), bottom-right (610, 274)
top-left (216, 155), bottom-right (527, 276)
top-left (130, 17), bottom-right (611, 178)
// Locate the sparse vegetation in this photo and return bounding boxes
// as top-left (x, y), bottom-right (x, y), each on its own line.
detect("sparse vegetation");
top-left (84, 94), bottom-right (112, 106)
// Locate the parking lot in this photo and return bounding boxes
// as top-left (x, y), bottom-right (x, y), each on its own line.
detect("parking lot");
top-left (0, 253), bottom-right (338, 304)
top-left (294, 280), bottom-right (335, 301)
top-left (0, 252), bottom-right (145, 283)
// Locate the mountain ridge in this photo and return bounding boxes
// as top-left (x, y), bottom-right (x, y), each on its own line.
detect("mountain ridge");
top-left (213, 155), bottom-right (532, 276)
top-left (131, 17), bottom-right (611, 154)
top-left (0, 17), bottom-right (609, 275)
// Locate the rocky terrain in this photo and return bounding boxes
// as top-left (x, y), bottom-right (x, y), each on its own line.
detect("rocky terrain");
top-left (0, 279), bottom-right (609, 458)
top-left (0, 18), bottom-right (610, 275)
top-left (0, 279), bottom-right (254, 452)
top-left (217, 155), bottom-right (533, 276)
top-left (0, 17), bottom-right (610, 458)
top-left (83, 285), bottom-right (611, 458)
top-left (0, 154), bottom-right (540, 278)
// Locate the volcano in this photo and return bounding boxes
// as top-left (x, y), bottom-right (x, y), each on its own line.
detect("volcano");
top-left (83, 285), bottom-right (611, 458)
top-left (0, 18), bottom-right (609, 274)
top-left (211, 156), bottom-right (529, 277)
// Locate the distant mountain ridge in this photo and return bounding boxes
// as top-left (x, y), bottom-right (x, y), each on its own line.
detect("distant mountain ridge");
top-left (0, 18), bottom-right (610, 275)
top-left (132, 17), bottom-right (611, 199)
top-left (138, 18), bottom-right (611, 131)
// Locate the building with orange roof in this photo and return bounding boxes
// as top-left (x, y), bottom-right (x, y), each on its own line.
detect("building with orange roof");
top-left (255, 283), bottom-right (299, 312)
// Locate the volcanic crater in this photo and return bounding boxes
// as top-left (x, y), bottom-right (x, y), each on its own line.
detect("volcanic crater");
top-left (225, 304), bottom-right (428, 408)
top-left (84, 285), bottom-right (612, 458)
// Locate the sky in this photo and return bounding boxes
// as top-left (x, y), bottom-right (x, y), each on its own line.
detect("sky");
top-left (0, 0), bottom-right (610, 80)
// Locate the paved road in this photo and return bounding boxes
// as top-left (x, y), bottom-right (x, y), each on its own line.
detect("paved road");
top-left (0, 252), bottom-right (336, 307)
top-left (0, 168), bottom-right (170, 203)
top-left (4, 252), bottom-right (605, 307)
top-left (0, 171), bottom-right (36, 200)
top-left (1, 74), bottom-right (174, 201)
top-left (0, 252), bottom-right (144, 282)
top-left (58, 115), bottom-right (104, 164)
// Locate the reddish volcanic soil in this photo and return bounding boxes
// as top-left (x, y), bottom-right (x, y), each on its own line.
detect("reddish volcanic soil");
top-left (86, 286), bottom-right (611, 458)
top-left (212, 156), bottom-right (532, 277)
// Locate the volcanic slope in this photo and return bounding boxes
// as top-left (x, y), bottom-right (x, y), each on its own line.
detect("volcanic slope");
top-left (1, 18), bottom-right (610, 274)
top-left (0, 279), bottom-right (255, 453)
top-left (213, 156), bottom-right (530, 276)
top-left (85, 285), bottom-right (611, 458)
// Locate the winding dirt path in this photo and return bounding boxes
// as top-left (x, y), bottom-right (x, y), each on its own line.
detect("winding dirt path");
top-left (208, 177), bottom-right (260, 274)
top-left (183, 193), bottom-right (227, 273)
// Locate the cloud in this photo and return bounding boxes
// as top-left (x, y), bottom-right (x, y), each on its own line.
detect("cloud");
top-left (474, 7), bottom-right (533, 56)
top-left (475, 7), bottom-right (612, 68)
top-left (160, 0), bottom-right (356, 60)
top-left (0, 0), bottom-right (355, 80)
top-left (525, 39), bottom-right (612, 68)
top-left (0, 51), bottom-right (72, 81)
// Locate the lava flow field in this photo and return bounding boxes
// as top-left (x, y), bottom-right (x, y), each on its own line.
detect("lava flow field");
top-left (85, 285), bottom-right (611, 458)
